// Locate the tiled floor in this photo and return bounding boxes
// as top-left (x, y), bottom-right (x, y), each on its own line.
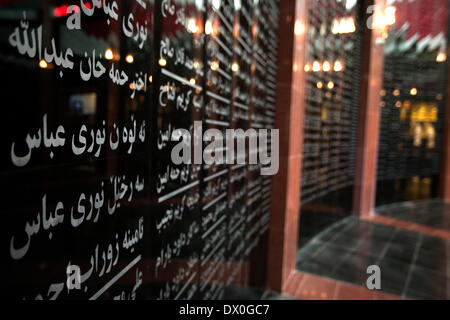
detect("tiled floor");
top-left (223, 286), bottom-right (296, 300)
top-left (376, 199), bottom-right (450, 230)
top-left (297, 216), bottom-right (450, 299)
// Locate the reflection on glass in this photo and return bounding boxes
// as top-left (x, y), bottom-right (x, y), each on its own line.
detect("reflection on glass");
top-left (376, 0), bottom-right (449, 206)
top-left (298, 0), bottom-right (363, 248)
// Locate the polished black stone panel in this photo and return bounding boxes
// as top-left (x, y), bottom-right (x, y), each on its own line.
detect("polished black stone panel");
top-left (297, 216), bottom-right (450, 299)
top-left (0, 0), bottom-right (281, 300)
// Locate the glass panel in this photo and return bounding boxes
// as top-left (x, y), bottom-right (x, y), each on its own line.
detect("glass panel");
top-left (376, 0), bottom-right (449, 206)
top-left (297, 0), bottom-right (362, 249)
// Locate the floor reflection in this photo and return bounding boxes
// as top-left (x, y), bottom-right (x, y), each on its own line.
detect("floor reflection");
top-left (222, 286), bottom-right (295, 300)
top-left (376, 199), bottom-right (450, 231)
top-left (297, 214), bottom-right (450, 299)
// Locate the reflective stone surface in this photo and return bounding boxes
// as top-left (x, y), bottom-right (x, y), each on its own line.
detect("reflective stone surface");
top-left (0, 0), bottom-right (280, 300)
top-left (297, 215), bottom-right (450, 299)
top-left (377, 199), bottom-right (450, 231)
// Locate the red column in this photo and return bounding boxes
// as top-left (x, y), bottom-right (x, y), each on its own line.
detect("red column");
top-left (266, 0), bottom-right (308, 293)
top-left (353, 0), bottom-right (386, 217)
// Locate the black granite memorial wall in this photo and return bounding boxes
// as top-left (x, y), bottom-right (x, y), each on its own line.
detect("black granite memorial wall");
top-left (0, 0), bottom-right (279, 300)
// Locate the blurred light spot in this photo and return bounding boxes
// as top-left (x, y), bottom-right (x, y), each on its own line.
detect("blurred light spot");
top-left (437, 51), bottom-right (447, 63)
top-left (125, 54), bottom-right (134, 64)
top-left (234, 0), bottom-right (241, 11)
top-left (385, 6), bottom-right (396, 26)
top-left (39, 59), bottom-right (48, 69)
top-left (312, 61), bottom-right (321, 72)
top-left (327, 81), bottom-right (334, 89)
top-left (159, 58), bottom-right (167, 66)
top-left (210, 61), bottom-right (219, 71)
top-left (205, 20), bottom-right (213, 35)
top-left (187, 18), bottom-right (199, 34)
top-left (212, 0), bottom-right (221, 10)
top-left (294, 20), bottom-right (305, 35)
top-left (105, 49), bottom-right (114, 60)
top-left (333, 60), bottom-right (343, 72)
